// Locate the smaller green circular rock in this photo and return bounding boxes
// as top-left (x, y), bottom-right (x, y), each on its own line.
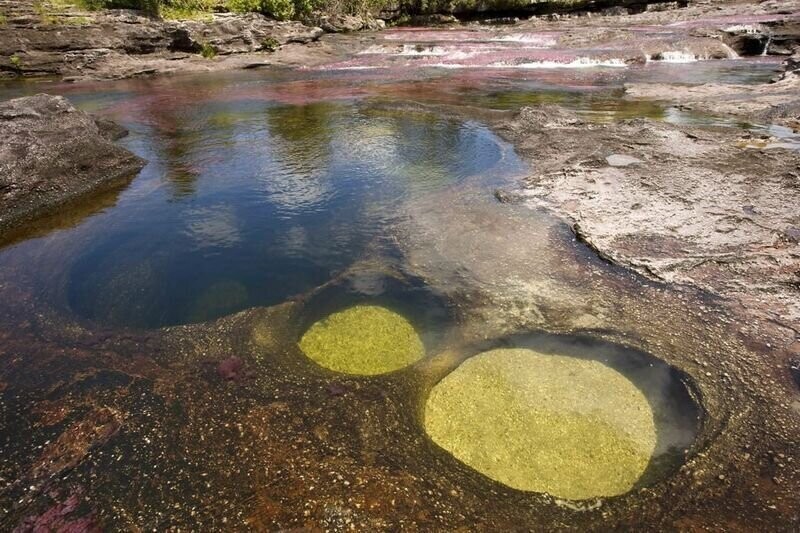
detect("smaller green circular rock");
top-left (299, 305), bottom-right (425, 375)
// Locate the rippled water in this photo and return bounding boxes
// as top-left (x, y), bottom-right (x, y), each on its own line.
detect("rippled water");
top-left (0, 79), bottom-right (522, 328)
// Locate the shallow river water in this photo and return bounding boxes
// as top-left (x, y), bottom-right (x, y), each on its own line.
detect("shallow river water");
top-left (0, 47), bottom-right (790, 529)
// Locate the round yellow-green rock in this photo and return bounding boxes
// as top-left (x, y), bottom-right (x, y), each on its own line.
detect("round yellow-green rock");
top-left (299, 305), bottom-right (425, 375)
top-left (424, 348), bottom-right (657, 500)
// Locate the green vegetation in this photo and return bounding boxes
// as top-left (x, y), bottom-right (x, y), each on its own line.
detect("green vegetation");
top-left (299, 305), bottom-right (425, 375)
top-left (55, 0), bottom-right (593, 22)
top-left (10, 55), bottom-right (23, 71)
top-left (261, 36), bottom-right (280, 51)
top-left (200, 42), bottom-right (217, 58)
top-left (424, 348), bottom-right (657, 500)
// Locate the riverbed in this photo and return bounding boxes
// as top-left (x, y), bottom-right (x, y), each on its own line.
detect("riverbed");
top-left (1, 19), bottom-right (799, 531)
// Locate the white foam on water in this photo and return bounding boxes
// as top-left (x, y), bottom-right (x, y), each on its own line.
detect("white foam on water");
top-left (490, 34), bottom-right (557, 47)
top-left (721, 43), bottom-right (741, 59)
top-left (490, 57), bottom-right (629, 69)
top-left (396, 44), bottom-right (450, 56)
top-left (329, 65), bottom-right (381, 70)
top-left (723, 24), bottom-right (762, 34)
top-left (425, 63), bottom-right (468, 69)
top-left (650, 51), bottom-right (698, 63)
top-left (358, 44), bottom-right (392, 55)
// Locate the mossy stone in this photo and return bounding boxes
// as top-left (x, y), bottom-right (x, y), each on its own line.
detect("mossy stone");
top-left (424, 348), bottom-right (657, 500)
top-left (299, 305), bottom-right (425, 375)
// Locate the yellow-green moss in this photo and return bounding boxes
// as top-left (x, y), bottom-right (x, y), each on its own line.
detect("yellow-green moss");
top-left (299, 305), bottom-right (424, 375)
top-left (424, 348), bottom-right (656, 500)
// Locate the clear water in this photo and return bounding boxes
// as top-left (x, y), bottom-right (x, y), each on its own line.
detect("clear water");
top-left (0, 54), bottom-right (787, 328)
top-left (0, 77), bottom-right (523, 328)
top-left (0, 50), bottom-right (785, 528)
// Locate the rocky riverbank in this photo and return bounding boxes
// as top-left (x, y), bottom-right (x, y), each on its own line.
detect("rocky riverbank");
top-left (3, 0), bottom-right (799, 82)
top-left (0, 1), bottom-right (328, 80)
top-left (494, 105), bottom-right (800, 364)
top-left (0, 94), bottom-right (144, 238)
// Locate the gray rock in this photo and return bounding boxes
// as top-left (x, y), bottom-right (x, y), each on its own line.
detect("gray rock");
top-left (306, 13), bottom-right (384, 33)
top-left (606, 154), bottom-right (643, 167)
top-left (0, 94), bottom-right (145, 236)
top-left (0, 7), bottom-right (323, 78)
top-left (175, 13), bottom-right (323, 54)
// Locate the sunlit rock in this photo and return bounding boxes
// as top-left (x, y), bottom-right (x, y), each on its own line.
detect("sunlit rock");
top-left (299, 305), bottom-right (424, 375)
top-left (424, 348), bottom-right (657, 500)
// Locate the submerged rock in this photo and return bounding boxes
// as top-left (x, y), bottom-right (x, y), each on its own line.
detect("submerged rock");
top-left (217, 356), bottom-right (246, 382)
top-left (0, 94), bottom-right (145, 238)
top-left (424, 348), bottom-right (656, 500)
top-left (299, 305), bottom-right (424, 375)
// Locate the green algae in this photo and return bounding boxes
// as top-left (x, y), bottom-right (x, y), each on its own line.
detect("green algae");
top-left (424, 348), bottom-right (657, 500)
top-left (299, 305), bottom-right (425, 375)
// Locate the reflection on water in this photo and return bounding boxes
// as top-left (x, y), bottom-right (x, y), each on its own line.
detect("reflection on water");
top-left (0, 54), bottom-right (785, 329)
top-left (0, 90), bottom-right (515, 329)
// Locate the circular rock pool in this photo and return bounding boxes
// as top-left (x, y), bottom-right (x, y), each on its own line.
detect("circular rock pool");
top-left (423, 334), bottom-right (700, 500)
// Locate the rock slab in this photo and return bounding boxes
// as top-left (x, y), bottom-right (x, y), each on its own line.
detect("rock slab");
top-left (0, 94), bottom-right (145, 236)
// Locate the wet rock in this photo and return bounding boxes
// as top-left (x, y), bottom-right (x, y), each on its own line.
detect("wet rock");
top-left (31, 407), bottom-right (123, 480)
top-left (0, 94), bottom-right (145, 237)
top-left (790, 358), bottom-right (800, 389)
top-left (326, 381), bottom-right (350, 396)
top-left (510, 104), bottom-right (584, 132)
top-left (501, 106), bottom-right (800, 352)
top-left (493, 188), bottom-right (525, 204)
top-left (409, 14), bottom-right (459, 25)
top-left (478, 17), bottom-right (519, 25)
top-left (776, 50), bottom-right (800, 81)
top-left (0, 6), bottom-right (323, 79)
top-left (176, 13), bottom-right (323, 54)
top-left (625, 74), bottom-right (800, 131)
top-left (720, 23), bottom-right (771, 56)
top-left (307, 13), bottom-right (383, 33)
top-left (15, 491), bottom-right (100, 533)
top-left (299, 305), bottom-right (424, 375)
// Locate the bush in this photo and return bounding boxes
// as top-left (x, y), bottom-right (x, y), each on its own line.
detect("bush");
top-left (226, 0), bottom-right (313, 21)
top-left (75, 0), bottom-right (395, 20)
top-left (78, 0), bottom-right (161, 13)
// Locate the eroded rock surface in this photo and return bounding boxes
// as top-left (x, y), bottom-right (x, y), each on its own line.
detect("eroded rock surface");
top-left (626, 74), bottom-right (800, 131)
top-left (0, 94), bottom-right (145, 236)
top-left (497, 105), bottom-right (800, 357)
top-left (0, 2), bottom-right (324, 80)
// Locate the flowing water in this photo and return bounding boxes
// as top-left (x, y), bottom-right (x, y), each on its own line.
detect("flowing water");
top-left (0, 29), bottom-right (791, 528)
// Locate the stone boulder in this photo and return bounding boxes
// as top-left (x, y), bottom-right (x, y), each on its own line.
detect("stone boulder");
top-left (0, 8), bottom-right (324, 78)
top-left (305, 12), bottom-right (385, 33)
top-left (0, 94), bottom-right (145, 236)
top-left (174, 13), bottom-right (323, 55)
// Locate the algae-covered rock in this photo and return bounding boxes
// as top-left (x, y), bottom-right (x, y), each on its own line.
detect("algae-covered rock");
top-left (299, 305), bottom-right (424, 375)
top-left (424, 348), bottom-right (657, 500)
